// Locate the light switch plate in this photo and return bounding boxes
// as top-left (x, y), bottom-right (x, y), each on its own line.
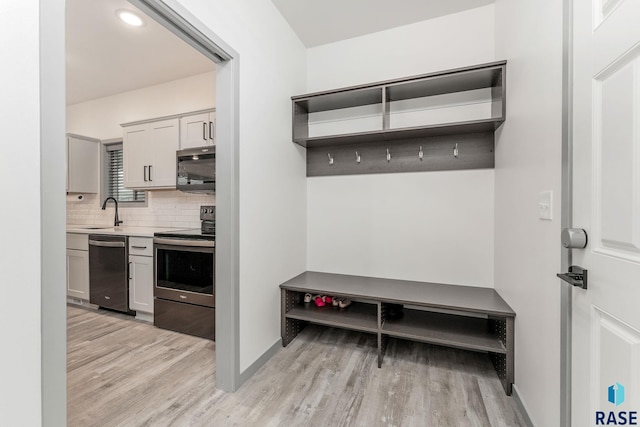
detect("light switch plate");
top-left (539, 190), bottom-right (553, 220)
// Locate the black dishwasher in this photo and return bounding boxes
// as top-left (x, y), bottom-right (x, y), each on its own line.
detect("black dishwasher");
top-left (89, 234), bottom-right (131, 313)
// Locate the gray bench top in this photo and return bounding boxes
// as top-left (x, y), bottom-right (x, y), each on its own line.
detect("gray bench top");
top-left (280, 271), bottom-right (515, 317)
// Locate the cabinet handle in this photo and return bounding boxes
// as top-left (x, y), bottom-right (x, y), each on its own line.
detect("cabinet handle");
top-left (203, 122), bottom-right (207, 140)
top-left (144, 165), bottom-right (148, 182)
top-left (149, 165), bottom-right (153, 181)
top-left (128, 261), bottom-right (133, 280)
top-left (131, 246), bottom-right (147, 250)
top-left (209, 121), bottom-right (213, 141)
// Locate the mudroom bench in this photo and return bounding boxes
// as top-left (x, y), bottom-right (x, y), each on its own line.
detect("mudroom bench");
top-left (280, 271), bottom-right (515, 395)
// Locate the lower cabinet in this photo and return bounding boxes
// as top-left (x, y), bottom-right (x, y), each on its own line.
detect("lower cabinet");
top-left (67, 233), bottom-right (89, 301)
top-left (67, 249), bottom-right (89, 300)
top-left (129, 237), bottom-right (154, 315)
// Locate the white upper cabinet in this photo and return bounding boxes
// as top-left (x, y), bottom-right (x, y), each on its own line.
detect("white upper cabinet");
top-left (180, 110), bottom-right (215, 149)
top-left (67, 134), bottom-right (100, 193)
top-left (123, 118), bottom-right (179, 189)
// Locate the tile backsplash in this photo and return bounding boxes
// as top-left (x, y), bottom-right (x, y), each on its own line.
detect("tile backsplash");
top-left (67, 190), bottom-right (215, 228)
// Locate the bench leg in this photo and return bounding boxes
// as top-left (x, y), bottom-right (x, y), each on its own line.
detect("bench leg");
top-left (378, 334), bottom-right (389, 368)
top-left (281, 288), bottom-right (306, 347)
top-left (489, 316), bottom-right (514, 395)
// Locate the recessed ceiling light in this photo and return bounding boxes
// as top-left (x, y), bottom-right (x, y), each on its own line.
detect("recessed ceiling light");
top-left (116, 10), bottom-right (145, 27)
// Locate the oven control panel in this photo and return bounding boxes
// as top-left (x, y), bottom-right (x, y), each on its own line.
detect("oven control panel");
top-left (200, 205), bottom-right (215, 221)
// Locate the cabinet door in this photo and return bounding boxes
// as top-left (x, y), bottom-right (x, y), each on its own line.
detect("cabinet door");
top-left (148, 118), bottom-right (179, 188)
top-left (67, 249), bottom-right (89, 300)
top-left (180, 112), bottom-right (211, 149)
top-left (129, 255), bottom-right (154, 313)
top-left (67, 135), bottom-right (100, 193)
top-left (123, 123), bottom-right (151, 188)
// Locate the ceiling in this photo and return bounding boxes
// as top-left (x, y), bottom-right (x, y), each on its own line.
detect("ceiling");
top-left (66, 0), bottom-right (493, 104)
top-left (271, 0), bottom-right (495, 47)
top-left (66, 0), bottom-right (215, 105)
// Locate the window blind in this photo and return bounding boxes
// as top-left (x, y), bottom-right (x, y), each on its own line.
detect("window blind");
top-left (106, 144), bottom-right (145, 203)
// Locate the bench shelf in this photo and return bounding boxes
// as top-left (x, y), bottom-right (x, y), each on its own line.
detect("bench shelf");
top-left (280, 271), bottom-right (515, 395)
top-left (285, 302), bottom-right (379, 334)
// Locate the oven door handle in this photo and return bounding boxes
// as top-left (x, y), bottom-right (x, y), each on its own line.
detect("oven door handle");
top-left (153, 237), bottom-right (215, 248)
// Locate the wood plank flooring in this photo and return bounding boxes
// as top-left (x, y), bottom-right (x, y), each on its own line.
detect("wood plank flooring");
top-left (68, 305), bottom-right (527, 427)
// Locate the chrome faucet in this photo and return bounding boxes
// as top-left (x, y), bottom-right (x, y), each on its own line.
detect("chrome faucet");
top-left (101, 197), bottom-right (123, 227)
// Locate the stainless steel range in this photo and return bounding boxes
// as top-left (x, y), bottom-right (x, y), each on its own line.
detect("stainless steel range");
top-left (153, 206), bottom-right (215, 340)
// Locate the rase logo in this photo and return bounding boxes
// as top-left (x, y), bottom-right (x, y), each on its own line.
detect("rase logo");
top-left (596, 382), bottom-right (637, 425)
top-left (609, 383), bottom-right (626, 407)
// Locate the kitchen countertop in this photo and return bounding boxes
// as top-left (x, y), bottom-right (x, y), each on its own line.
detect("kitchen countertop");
top-left (67, 225), bottom-right (186, 237)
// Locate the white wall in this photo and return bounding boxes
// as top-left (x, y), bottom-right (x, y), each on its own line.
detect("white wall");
top-left (306, 5), bottom-right (496, 93)
top-left (67, 71), bottom-right (215, 140)
top-left (306, 5), bottom-right (496, 286)
top-left (308, 172), bottom-right (494, 286)
top-left (0, 1), bottom-right (44, 425)
top-left (175, 0), bottom-right (308, 372)
top-left (494, 0), bottom-right (563, 426)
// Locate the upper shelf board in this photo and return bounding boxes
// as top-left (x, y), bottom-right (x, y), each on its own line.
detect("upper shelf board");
top-left (292, 60), bottom-right (506, 114)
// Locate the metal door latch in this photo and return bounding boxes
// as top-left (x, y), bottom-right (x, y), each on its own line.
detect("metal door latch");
top-left (557, 265), bottom-right (588, 289)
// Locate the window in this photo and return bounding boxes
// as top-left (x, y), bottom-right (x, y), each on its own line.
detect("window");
top-left (105, 143), bottom-right (146, 203)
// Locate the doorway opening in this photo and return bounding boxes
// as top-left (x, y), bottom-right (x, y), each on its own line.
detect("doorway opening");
top-left (62, 0), bottom-right (240, 421)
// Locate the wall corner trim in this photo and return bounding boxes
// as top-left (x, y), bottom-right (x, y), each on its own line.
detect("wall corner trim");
top-left (238, 339), bottom-right (282, 386)
top-left (512, 384), bottom-right (536, 427)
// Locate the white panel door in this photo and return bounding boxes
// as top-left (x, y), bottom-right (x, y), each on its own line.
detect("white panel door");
top-left (66, 249), bottom-right (89, 300)
top-left (149, 118), bottom-right (179, 188)
top-left (123, 123), bottom-right (150, 188)
top-left (572, 0), bottom-right (640, 425)
top-left (129, 255), bottom-right (154, 313)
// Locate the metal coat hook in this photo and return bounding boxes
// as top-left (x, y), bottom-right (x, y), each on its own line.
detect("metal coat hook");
top-left (355, 151), bottom-right (361, 164)
top-left (386, 148), bottom-right (391, 162)
top-left (419, 146), bottom-right (424, 161)
top-left (328, 153), bottom-right (334, 166)
top-left (454, 143), bottom-right (459, 158)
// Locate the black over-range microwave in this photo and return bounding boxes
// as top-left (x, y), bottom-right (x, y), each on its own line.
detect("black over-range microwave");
top-left (176, 146), bottom-right (215, 193)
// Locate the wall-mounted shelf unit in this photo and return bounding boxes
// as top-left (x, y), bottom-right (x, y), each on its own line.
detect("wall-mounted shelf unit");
top-left (292, 61), bottom-right (506, 176)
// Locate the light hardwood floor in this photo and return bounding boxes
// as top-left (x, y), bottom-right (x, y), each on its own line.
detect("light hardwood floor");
top-left (68, 305), bottom-right (527, 427)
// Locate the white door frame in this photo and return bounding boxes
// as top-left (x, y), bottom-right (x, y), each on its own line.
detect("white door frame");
top-left (128, 0), bottom-right (242, 395)
top-left (40, 1), bottom-right (242, 424)
top-left (561, 0), bottom-right (574, 426)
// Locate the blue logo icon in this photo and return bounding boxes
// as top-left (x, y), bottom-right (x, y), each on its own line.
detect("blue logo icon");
top-left (609, 382), bottom-right (625, 407)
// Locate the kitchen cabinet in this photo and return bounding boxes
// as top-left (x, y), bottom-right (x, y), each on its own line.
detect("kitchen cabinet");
top-left (122, 118), bottom-right (179, 189)
top-left (180, 110), bottom-right (215, 149)
top-left (128, 237), bottom-right (154, 315)
top-left (66, 233), bottom-right (89, 300)
top-left (67, 134), bottom-right (100, 193)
